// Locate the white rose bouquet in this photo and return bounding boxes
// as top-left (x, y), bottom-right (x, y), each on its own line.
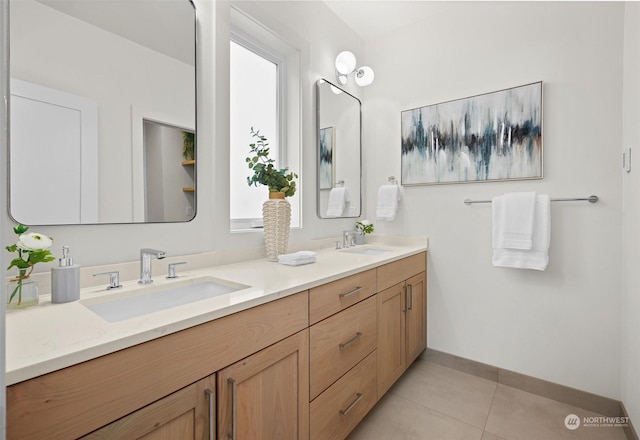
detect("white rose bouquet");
top-left (6, 224), bottom-right (54, 305)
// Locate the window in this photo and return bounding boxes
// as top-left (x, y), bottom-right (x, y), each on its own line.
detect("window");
top-left (230, 40), bottom-right (278, 228)
top-left (229, 10), bottom-right (301, 231)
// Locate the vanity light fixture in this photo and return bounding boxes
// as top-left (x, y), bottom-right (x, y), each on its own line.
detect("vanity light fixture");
top-left (335, 50), bottom-right (375, 87)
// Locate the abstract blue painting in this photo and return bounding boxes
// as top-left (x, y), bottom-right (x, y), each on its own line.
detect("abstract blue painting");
top-left (319, 126), bottom-right (335, 189)
top-left (401, 82), bottom-right (543, 185)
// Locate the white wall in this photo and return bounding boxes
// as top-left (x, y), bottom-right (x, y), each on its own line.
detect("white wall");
top-left (622, 2), bottom-right (640, 424)
top-left (362, 2), bottom-right (624, 399)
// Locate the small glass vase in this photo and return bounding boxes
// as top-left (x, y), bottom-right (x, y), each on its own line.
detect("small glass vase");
top-left (6, 270), bottom-right (39, 309)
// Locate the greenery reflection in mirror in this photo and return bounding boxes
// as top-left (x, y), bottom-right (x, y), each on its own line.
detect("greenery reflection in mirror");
top-left (316, 79), bottom-right (362, 219)
top-left (9, 0), bottom-right (196, 225)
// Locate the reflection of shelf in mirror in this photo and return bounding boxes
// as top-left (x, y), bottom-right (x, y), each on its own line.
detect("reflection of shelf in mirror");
top-left (181, 160), bottom-right (195, 166)
top-left (182, 187), bottom-right (195, 192)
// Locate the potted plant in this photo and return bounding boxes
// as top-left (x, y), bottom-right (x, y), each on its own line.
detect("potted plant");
top-left (355, 220), bottom-right (374, 244)
top-left (246, 128), bottom-right (298, 261)
top-left (246, 127), bottom-right (297, 197)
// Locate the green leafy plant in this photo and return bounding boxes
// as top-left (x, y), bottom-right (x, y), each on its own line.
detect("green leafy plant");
top-left (182, 131), bottom-right (195, 160)
top-left (355, 220), bottom-right (374, 235)
top-left (6, 224), bottom-right (55, 305)
top-left (246, 127), bottom-right (298, 197)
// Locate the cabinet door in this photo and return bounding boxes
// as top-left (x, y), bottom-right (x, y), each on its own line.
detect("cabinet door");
top-left (80, 375), bottom-right (216, 440)
top-left (217, 330), bottom-right (309, 440)
top-left (376, 282), bottom-right (406, 398)
top-left (405, 272), bottom-right (427, 366)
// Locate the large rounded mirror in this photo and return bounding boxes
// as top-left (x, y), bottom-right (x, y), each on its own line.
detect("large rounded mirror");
top-left (316, 79), bottom-right (362, 218)
top-left (9, 0), bottom-right (196, 225)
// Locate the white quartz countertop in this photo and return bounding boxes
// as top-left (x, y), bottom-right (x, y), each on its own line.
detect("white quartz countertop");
top-left (6, 239), bottom-right (427, 385)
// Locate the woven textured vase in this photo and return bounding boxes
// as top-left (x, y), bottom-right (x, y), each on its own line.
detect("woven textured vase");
top-left (263, 192), bottom-right (291, 262)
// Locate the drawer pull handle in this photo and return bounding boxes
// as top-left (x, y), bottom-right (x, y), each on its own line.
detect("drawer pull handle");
top-left (205, 389), bottom-right (215, 440)
top-left (339, 393), bottom-right (363, 416)
top-left (339, 332), bottom-right (363, 349)
top-left (227, 378), bottom-right (237, 440)
top-left (339, 286), bottom-right (363, 299)
top-left (407, 284), bottom-right (413, 311)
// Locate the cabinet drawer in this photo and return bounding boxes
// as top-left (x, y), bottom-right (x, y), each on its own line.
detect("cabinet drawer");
top-left (377, 252), bottom-right (426, 292)
top-left (310, 351), bottom-right (377, 440)
top-left (310, 296), bottom-right (377, 400)
top-left (309, 269), bottom-right (376, 325)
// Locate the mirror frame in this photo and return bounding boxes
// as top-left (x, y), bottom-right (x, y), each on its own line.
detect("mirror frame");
top-left (315, 78), bottom-right (362, 219)
top-left (7, 0), bottom-right (197, 226)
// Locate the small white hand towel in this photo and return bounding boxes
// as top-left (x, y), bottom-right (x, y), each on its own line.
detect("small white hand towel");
top-left (279, 257), bottom-right (316, 266)
top-left (278, 251), bottom-right (317, 266)
top-left (492, 194), bottom-right (551, 271)
top-left (496, 192), bottom-right (537, 249)
top-left (326, 187), bottom-right (350, 217)
top-left (376, 185), bottom-right (401, 221)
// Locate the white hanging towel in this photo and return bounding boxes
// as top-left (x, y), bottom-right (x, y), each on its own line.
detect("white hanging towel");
top-left (492, 193), bottom-right (551, 271)
top-left (496, 192), bottom-right (537, 250)
top-left (325, 187), bottom-right (350, 217)
top-left (376, 185), bottom-right (401, 221)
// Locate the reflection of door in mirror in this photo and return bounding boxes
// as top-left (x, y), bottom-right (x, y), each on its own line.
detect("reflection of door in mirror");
top-left (10, 78), bottom-right (98, 225)
top-left (316, 79), bottom-right (362, 218)
top-left (143, 121), bottom-right (195, 223)
top-left (9, 0), bottom-right (196, 225)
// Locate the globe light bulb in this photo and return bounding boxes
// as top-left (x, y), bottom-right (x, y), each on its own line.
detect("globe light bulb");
top-left (335, 51), bottom-right (356, 75)
top-left (355, 66), bottom-right (375, 86)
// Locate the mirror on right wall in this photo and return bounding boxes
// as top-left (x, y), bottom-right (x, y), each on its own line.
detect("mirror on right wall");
top-left (316, 79), bottom-right (362, 218)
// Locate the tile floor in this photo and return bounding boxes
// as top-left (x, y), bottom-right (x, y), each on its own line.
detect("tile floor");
top-left (348, 358), bottom-right (627, 440)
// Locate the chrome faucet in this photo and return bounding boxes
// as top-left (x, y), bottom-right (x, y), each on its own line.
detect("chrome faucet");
top-left (138, 248), bottom-right (167, 284)
top-left (343, 230), bottom-right (360, 248)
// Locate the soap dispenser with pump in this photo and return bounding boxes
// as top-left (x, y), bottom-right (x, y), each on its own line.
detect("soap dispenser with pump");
top-left (51, 245), bottom-right (80, 303)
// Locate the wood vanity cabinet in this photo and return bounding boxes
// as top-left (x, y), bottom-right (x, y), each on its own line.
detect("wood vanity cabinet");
top-left (7, 252), bottom-right (426, 440)
top-left (7, 292), bottom-right (308, 440)
top-left (217, 330), bottom-right (309, 440)
top-left (376, 253), bottom-right (427, 398)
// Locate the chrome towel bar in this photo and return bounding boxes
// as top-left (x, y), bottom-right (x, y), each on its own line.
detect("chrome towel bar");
top-left (463, 195), bottom-right (599, 205)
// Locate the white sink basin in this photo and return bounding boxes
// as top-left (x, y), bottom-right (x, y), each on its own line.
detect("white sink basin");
top-left (82, 277), bottom-right (250, 322)
top-left (340, 247), bottom-right (393, 256)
